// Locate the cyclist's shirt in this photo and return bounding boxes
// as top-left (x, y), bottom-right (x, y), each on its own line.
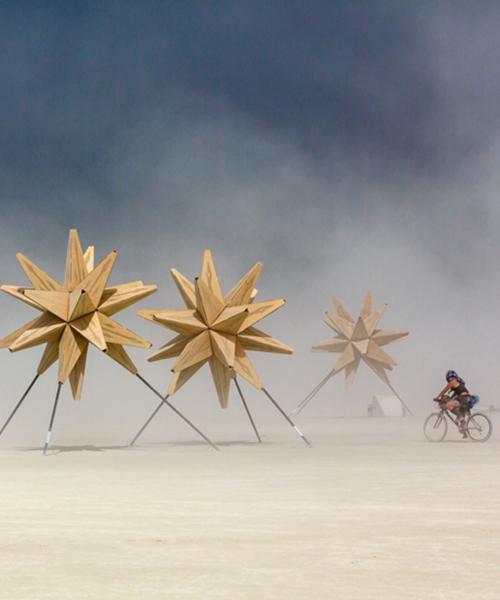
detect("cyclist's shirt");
top-left (452, 381), bottom-right (469, 396)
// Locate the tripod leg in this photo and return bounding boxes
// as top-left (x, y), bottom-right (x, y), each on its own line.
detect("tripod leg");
top-left (135, 374), bottom-right (219, 451)
top-left (0, 373), bottom-right (40, 438)
top-left (262, 388), bottom-right (312, 447)
top-left (234, 378), bottom-right (262, 442)
top-left (129, 399), bottom-right (165, 446)
top-left (43, 382), bottom-right (63, 456)
top-left (289, 369), bottom-right (335, 418)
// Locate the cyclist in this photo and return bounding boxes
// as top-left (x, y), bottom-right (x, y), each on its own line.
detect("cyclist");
top-left (434, 370), bottom-right (470, 435)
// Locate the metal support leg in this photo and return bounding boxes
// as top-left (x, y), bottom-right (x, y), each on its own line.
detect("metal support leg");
top-left (43, 381), bottom-right (63, 456)
top-left (133, 374), bottom-right (219, 451)
top-left (0, 373), bottom-right (40, 438)
top-left (234, 378), bottom-right (262, 442)
top-left (129, 399), bottom-right (165, 446)
top-left (262, 388), bottom-right (312, 448)
top-left (387, 383), bottom-right (414, 417)
top-left (289, 369), bottom-right (335, 418)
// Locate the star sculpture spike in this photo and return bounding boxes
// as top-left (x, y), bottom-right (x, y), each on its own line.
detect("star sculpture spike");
top-left (0, 229), bottom-right (157, 400)
top-left (138, 250), bottom-right (293, 408)
top-left (311, 291), bottom-right (408, 389)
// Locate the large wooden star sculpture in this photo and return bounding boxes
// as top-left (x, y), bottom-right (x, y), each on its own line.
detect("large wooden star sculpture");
top-left (311, 291), bottom-right (408, 389)
top-left (138, 250), bottom-right (293, 407)
top-left (0, 229), bottom-right (157, 400)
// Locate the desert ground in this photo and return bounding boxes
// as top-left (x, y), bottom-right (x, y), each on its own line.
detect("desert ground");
top-left (1, 413), bottom-right (499, 600)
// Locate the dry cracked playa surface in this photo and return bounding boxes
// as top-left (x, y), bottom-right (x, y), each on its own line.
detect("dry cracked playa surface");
top-left (1, 415), bottom-right (499, 600)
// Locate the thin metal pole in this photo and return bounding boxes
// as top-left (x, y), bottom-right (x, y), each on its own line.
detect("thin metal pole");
top-left (43, 381), bottom-right (63, 456)
top-left (234, 378), bottom-right (262, 442)
top-left (289, 369), bottom-right (335, 418)
top-left (129, 399), bottom-right (165, 446)
top-left (261, 388), bottom-right (312, 448)
top-left (134, 374), bottom-right (219, 451)
top-left (0, 373), bottom-right (40, 438)
top-left (387, 383), bottom-right (415, 417)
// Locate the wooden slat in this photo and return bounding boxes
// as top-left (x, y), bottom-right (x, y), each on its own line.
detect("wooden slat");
top-left (363, 356), bottom-right (390, 385)
top-left (366, 339), bottom-right (397, 366)
top-left (1, 285), bottom-right (43, 311)
top-left (323, 315), bottom-right (342, 336)
top-left (195, 276), bottom-right (224, 326)
top-left (70, 312), bottom-right (107, 351)
top-left (147, 335), bottom-right (189, 362)
top-left (208, 356), bottom-right (231, 408)
top-left (211, 306), bottom-right (248, 335)
top-left (332, 296), bottom-right (354, 322)
top-left (371, 329), bottom-right (409, 346)
top-left (236, 299), bottom-right (285, 333)
top-left (63, 229), bottom-right (88, 291)
top-left (98, 283), bottom-right (157, 316)
top-left (58, 326), bottom-right (87, 383)
top-left (69, 344), bottom-right (89, 401)
top-left (0, 315), bottom-right (45, 349)
top-left (97, 313), bottom-right (151, 348)
top-left (351, 317), bottom-right (369, 341)
top-left (10, 314), bottom-right (66, 352)
top-left (352, 339), bottom-right (369, 355)
top-left (332, 343), bottom-right (356, 372)
top-left (209, 330), bottom-right (236, 369)
top-left (237, 326), bottom-right (293, 354)
top-left (68, 290), bottom-right (96, 321)
top-left (24, 290), bottom-right (69, 321)
top-left (360, 291), bottom-right (372, 319)
top-left (325, 312), bottom-right (355, 339)
top-left (143, 309), bottom-right (207, 336)
top-left (172, 330), bottom-right (212, 373)
top-left (37, 340), bottom-right (59, 374)
top-left (233, 340), bottom-right (262, 389)
top-left (83, 246), bottom-right (94, 272)
top-left (16, 254), bottom-right (64, 292)
top-left (201, 250), bottom-right (224, 304)
top-left (224, 262), bottom-right (262, 307)
top-left (105, 343), bottom-right (138, 374)
top-left (311, 338), bottom-right (349, 353)
top-left (344, 357), bottom-right (361, 390)
top-left (364, 304), bottom-right (387, 336)
top-left (74, 251), bottom-right (117, 308)
top-left (167, 358), bottom-right (208, 396)
top-left (170, 268), bottom-right (197, 310)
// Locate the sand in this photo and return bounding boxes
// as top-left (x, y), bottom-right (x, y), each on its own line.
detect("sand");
top-left (1, 415), bottom-right (499, 599)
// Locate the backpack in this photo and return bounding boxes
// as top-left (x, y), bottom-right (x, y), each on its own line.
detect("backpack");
top-left (464, 395), bottom-right (480, 410)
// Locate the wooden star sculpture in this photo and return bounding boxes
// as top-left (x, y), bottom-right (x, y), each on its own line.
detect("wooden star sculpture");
top-left (138, 250), bottom-right (293, 408)
top-left (311, 291), bottom-right (408, 389)
top-left (0, 229), bottom-right (157, 400)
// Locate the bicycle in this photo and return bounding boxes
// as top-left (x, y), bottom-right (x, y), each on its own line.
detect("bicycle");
top-left (423, 395), bottom-right (492, 443)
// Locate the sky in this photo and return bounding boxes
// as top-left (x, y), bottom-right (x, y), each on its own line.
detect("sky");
top-left (1, 1), bottom-right (500, 443)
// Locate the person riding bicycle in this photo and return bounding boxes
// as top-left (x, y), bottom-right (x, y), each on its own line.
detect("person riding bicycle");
top-left (434, 370), bottom-right (471, 431)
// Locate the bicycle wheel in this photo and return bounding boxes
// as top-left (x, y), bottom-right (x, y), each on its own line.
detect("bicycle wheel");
top-left (466, 413), bottom-right (492, 442)
top-left (424, 412), bottom-right (448, 442)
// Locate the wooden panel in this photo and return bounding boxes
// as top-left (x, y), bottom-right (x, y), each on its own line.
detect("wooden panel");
top-left (105, 343), bottom-right (138, 374)
top-left (74, 251), bottom-right (117, 308)
top-left (211, 306), bottom-right (248, 335)
top-left (332, 296), bottom-right (354, 322)
top-left (366, 339), bottom-right (397, 366)
top-left (58, 326), bottom-right (87, 383)
top-left (233, 340), bottom-right (262, 389)
top-left (69, 343), bottom-right (88, 401)
top-left (167, 358), bottom-right (208, 396)
top-left (24, 290), bottom-right (69, 321)
top-left (236, 299), bottom-right (285, 333)
top-left (10, 314), bottom-right (66, 352)
top-left (37, 340), bottom-right (59, 374)
top-left (1, 285), bottom-right (43, 311)
top-left (364, 304), bottom-right (387, 336)
top-left (360, 291), bottom-right (372, 319)
top-left (344, 357), bottom-right (361, 390)
top-left (68, 290), bottom-right (96, 321)
top-left (170, 268), bottom-right (197, 309)
top-left (351, 317), bottom-right (369, 341)
top-left (325, 312), bottom-right (355, 339)
top-left (0, 315), bottom-right (45, 349)
top-left (201, 250), bottom-right (224, 304)
top-left (144, 309), bottom-right (207, 336)
top-left (16, 254), bottom-right (65, 292)
top-left (172, 330), bottom-right (212, 373)
top-left (208, 356), bottom-right (231, 408)
top-left (83, 246), bottom-right (94, 272)
top-left (352, 339), bottom-right (369, 355)
top-left (332, 343), bottom-right (356, 372)
top-left (71, 312), bottom-right (107, 351)
top-left (238, 326), bottom-right (293, 354)
top-left (98, 283), bottom-right (157, 316)
top-left (249, 288), bottom-right (258, 303)
top-left (363, 356), bottom-right (390, 385)
top-left (371, 329), bottom-right (409, 346)
top-left (97, 312), bottom-right (151, 348)
top-left (63, 229), bottom-right (88, 291)
top-left (147, 335), bottom-right (189, 362)
top-left (224, 262), bottom-right (262, 307)
top-left (195, 276), bottom-right (224, 326)
top-left (323, 314), bottom-right (342, 336)
top-left (209, 330), bottom-right (236, 369)
top-left (311, 338), bottom-right (349, 353)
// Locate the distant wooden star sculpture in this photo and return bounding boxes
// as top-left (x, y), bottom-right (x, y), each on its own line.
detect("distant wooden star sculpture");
top-left (133, 250), bottom-right (311, 446)
top-left (290, 292), bottom-right (411, 417)
top-left (0, 229), bottom-right (158, 453)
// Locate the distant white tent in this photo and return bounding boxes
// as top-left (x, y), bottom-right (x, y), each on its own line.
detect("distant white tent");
top-left (370, 395), bottom-right (406, 417)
